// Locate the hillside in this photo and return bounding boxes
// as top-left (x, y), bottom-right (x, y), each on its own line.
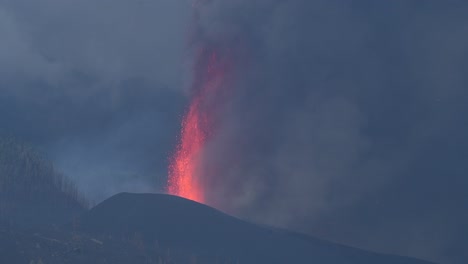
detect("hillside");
top-left (77, 193), bottom-right (436, 264)
top-left (0, 138), bottom-right (437, 263)
top-left (0, 137), bottom-right (86, 228)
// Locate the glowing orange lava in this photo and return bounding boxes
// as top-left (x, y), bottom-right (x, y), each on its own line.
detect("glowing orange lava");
top-left (168, 48), bottom-right (231, 203)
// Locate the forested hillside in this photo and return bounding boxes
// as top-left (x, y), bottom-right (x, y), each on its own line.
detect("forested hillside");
top-left (0, 137), bottom-right (86, 228)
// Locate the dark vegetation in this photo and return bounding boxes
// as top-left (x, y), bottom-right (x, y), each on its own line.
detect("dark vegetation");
top-left (0, 137), bottom-right (436, 263)
top-left (0, 137), bottom-right (86, 228)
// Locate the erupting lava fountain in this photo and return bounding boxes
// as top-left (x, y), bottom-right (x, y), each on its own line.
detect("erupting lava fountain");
top-left (167, 0), bottom-right (235, 202)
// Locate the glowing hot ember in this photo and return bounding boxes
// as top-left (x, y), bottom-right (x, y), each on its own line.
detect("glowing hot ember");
top-left (167, 47), bottom-right (231, 203)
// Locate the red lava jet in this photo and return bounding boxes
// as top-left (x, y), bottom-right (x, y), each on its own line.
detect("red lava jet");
top-left (167, 43), bottom-right (232, 203)
top-left (167, 47), bottom-right (231, 202)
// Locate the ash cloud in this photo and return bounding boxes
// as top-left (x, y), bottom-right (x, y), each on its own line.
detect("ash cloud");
top-left (195, 1), bottom-right (468, 263)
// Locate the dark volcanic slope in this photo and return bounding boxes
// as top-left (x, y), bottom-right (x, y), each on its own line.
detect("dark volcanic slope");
top-left (79, 193), bottom-right (435, 264)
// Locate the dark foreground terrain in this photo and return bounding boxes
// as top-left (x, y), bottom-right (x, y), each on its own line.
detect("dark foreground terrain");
top-left (1, 192), bottom-right (436, 264)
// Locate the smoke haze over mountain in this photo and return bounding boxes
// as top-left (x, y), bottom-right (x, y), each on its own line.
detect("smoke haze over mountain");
top-left (187, 1), bottom-right (468, 263)
top-left (0, 1), bottom-right (467, 263)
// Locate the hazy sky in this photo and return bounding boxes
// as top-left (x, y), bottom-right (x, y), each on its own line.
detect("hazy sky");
top-left (0, 1), bottom-right (467, 263)
top-left (0, 0), bottom-right (191, 201)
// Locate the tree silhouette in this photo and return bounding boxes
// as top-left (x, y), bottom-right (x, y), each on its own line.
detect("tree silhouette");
top-left (0, 136), bottom-right (87, 227)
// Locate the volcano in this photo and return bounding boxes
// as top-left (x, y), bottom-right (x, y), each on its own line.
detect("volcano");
top-left (77, 193), bottom-right (435, 264)
top-left (0, 191), bottom-right (437, 263)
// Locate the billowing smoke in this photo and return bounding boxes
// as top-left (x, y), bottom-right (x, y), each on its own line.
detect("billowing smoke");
top-left (182, 1), bottom-right (468, 264)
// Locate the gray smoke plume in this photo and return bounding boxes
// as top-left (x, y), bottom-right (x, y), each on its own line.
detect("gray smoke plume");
top-left (193, 1), bottom-right (468, 263)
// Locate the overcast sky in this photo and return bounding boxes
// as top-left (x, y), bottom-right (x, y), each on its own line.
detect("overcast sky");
top-left (0, 0), bottom-right (191, 201)
top-left (0, 1), bottom-right (467, 263)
